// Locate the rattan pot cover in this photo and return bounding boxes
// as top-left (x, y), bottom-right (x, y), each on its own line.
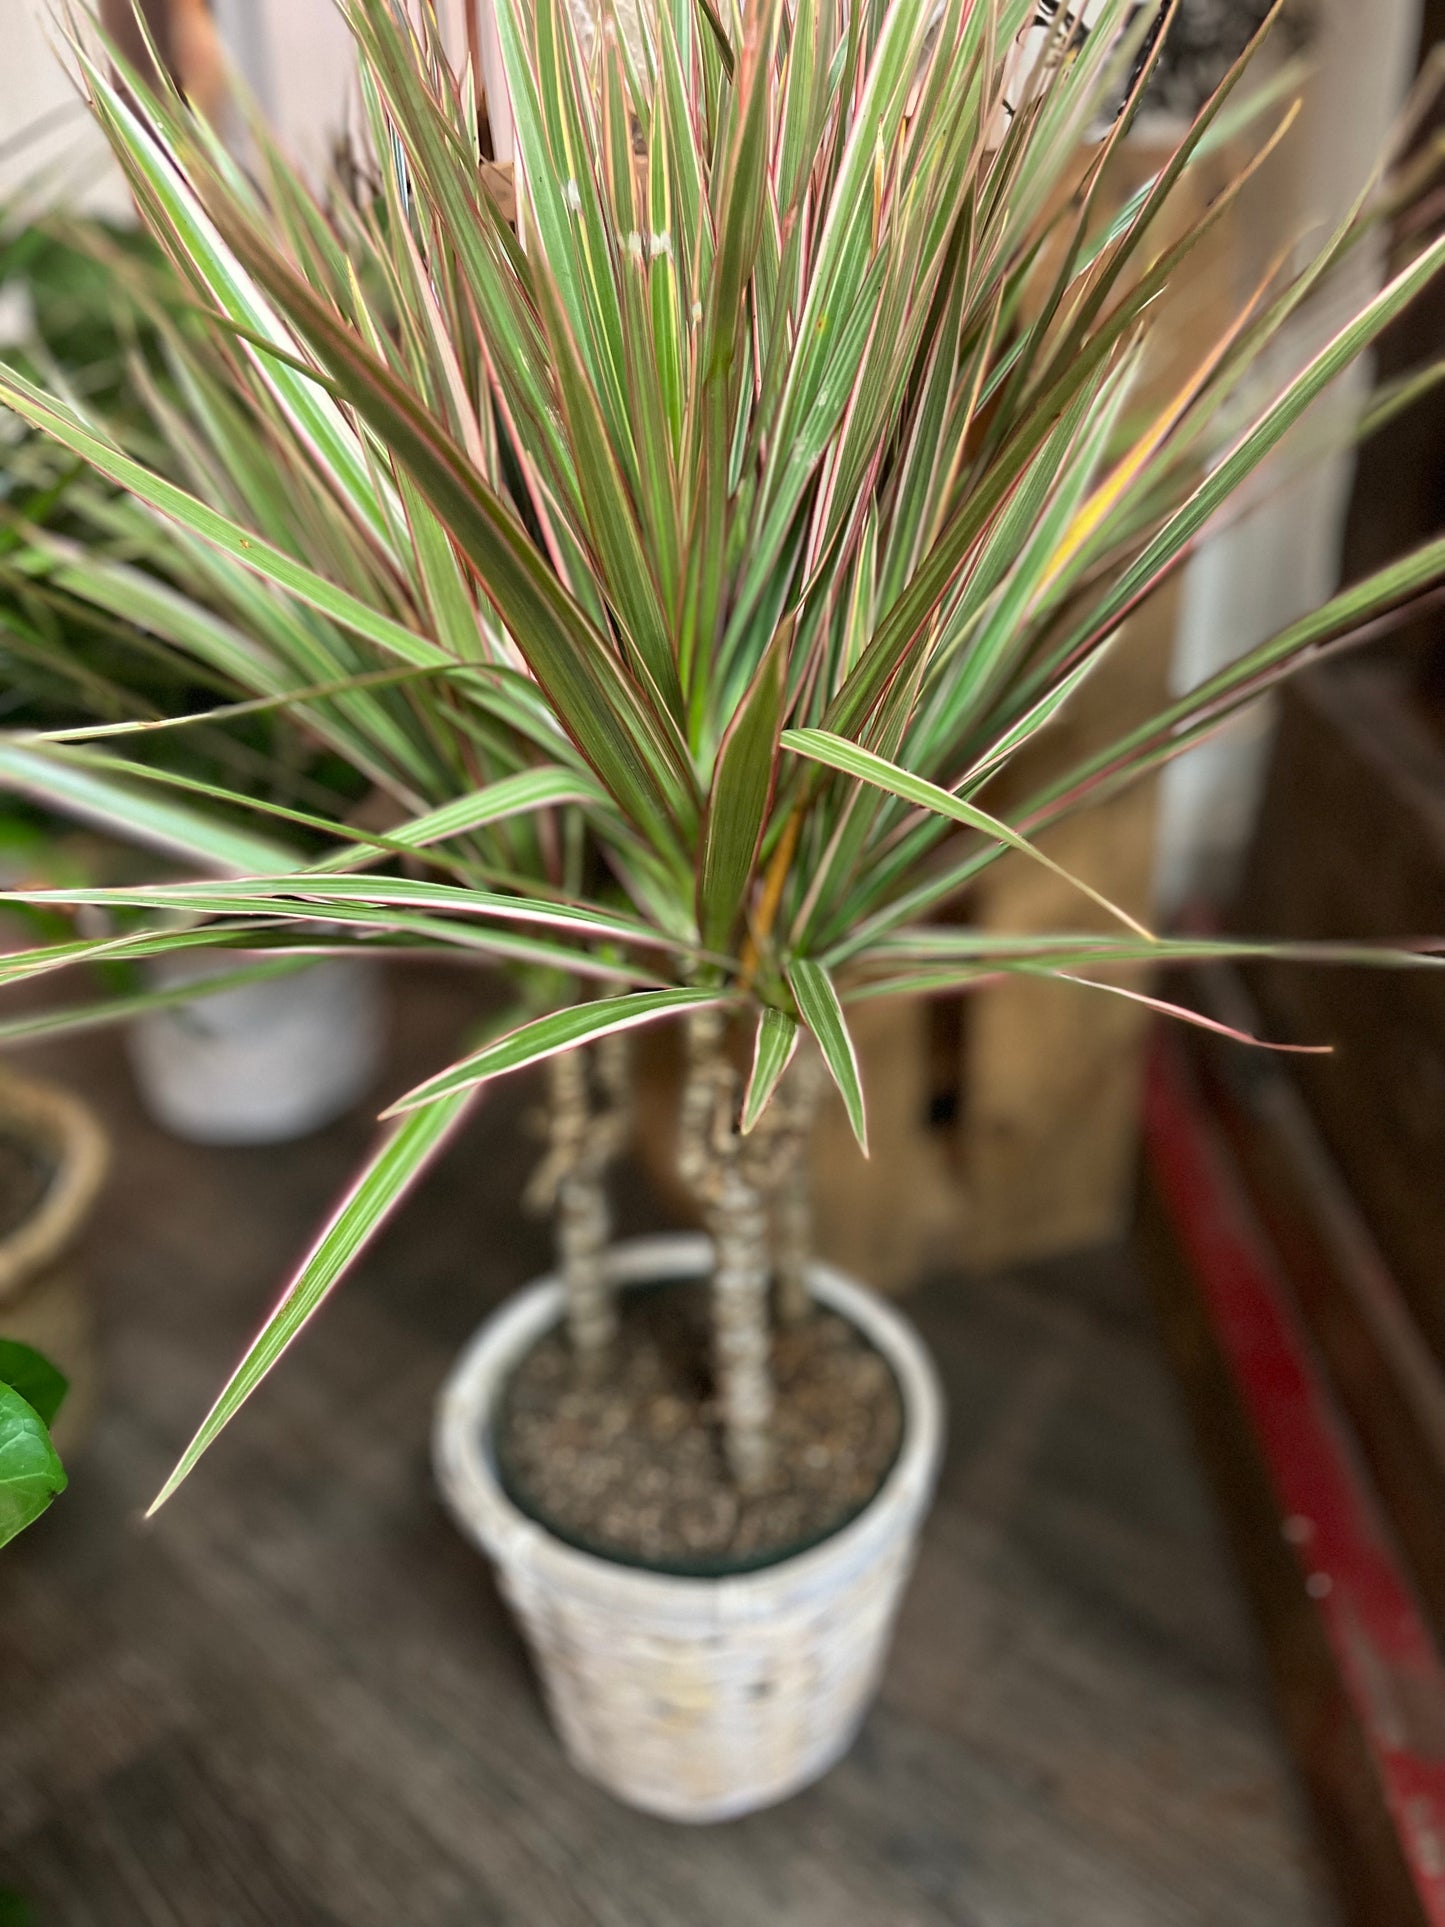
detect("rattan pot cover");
top-left (433, 1232), bottom-right (944, 1822)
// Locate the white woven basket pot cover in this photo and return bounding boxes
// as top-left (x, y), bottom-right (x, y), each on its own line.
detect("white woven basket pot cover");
top-left (433, 1232), bottom-right (945, 1823)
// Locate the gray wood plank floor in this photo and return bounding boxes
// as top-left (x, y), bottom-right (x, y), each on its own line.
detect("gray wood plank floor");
top-left (0, 969), bottom-right (1334, 1926)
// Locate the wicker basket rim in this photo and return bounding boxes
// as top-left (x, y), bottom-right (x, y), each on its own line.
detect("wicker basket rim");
top-left (0, 1071), bottom-right (110, 1303)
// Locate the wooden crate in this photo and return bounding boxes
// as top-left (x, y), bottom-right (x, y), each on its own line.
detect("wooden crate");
top-left (1144, 1026), bottom-right (1445, 1927)
top-left (1187, 962), bottom-right (1445, 1650)
top-left (1237, 663), bottom-right (1445, 1366)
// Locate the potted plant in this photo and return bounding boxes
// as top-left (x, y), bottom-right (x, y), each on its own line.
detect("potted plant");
top-left (1, 0), bottom-right (1444, 1818)
top-left (0, 223), bottom-right (387, 1142)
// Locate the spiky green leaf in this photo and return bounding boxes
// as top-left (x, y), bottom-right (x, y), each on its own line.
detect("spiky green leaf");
top-left (784, 957), bottom-right (865, 1152)
top-left (385, 987), bottom-right (721, 1113)
top-left (740, 1005), bottom-right (800, 1133)
top-left (149, 1080), bottom-right (481, 1511)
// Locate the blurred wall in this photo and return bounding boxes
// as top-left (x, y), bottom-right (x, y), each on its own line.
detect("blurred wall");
top-left (1154, 0), bottom-right (1426, 909)
top-left (2, 4), bottom-right (131, 221)
top-left (210, 0), bottom-right (355, 179)
top-left (211, 0), bottom-right (479, 172)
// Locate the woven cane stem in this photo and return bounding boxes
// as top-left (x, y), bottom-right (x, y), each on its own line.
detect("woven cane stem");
top-left (555, 1165), bottom-right (614, 1359)
top-left (679, 1006), bottom-right (776, 1488)
top-left (708, 1153), bottom-right (774, 1491)
top-left (535, 1047), bottom-right (617, 1363)
top-left (677, 1003), bottom-right (727, 1193)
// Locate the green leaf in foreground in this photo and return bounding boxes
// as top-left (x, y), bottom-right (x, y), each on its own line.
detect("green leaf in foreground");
top-left (149, 1081), bottom-right (480, 1513)
top-left (740, 1006), bottom-right (799, 1134)
top-left (0, 956), bottom-right (314, 1048)
top-left (1033, 969), bottom-right (1334, 1055)
top-left (0, 1885), bottom-right (37, 1926)
top-left (383, 988), bottom-right (722, 1114)
top-left (0, 370), bottom-right (455, 678)
top-left (782, 727), bottom-right (1156, 942)
top-left (0, 1381), bottom-right (67, 1550)
top-left (0, 1341), bottom-right (69, 1428)
top-left (696, 639), bottom-right (784, 953)
top-left (0, 740), bottom-right (300, 876)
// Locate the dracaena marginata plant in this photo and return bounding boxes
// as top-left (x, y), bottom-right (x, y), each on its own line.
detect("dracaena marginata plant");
top-left (2, 0), bottom-right (1444, 1504)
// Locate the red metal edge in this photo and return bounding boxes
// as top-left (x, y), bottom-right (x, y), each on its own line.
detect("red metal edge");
top-left (1145, 1035), bottom-right (1445, 1924)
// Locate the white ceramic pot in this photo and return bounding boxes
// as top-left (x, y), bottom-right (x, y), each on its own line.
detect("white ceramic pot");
top-left (126, 956), bottom-right (383, 1145)
top-left (433, 1232), bottom-right (944, 1823)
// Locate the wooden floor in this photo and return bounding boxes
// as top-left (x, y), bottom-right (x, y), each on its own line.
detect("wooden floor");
top-left (0, 969), bottom-right (1334, 1926)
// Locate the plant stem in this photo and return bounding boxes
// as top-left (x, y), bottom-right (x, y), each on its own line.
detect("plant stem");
top-left (680, 1004), bottom-right (775, 1490)
top-left (710, 1153), bottom-right (774, 1491)
top-left (556, 1160), bottom-right (614, 1360)
top-left (738, 803), bottom-right (801, 991)
top-left (770, 1046), bottom-right (825, 1323)
top-left (538, 1044), bottom-right (620, 1367)
top-left (677, 1002), bottom-right (727, 1193)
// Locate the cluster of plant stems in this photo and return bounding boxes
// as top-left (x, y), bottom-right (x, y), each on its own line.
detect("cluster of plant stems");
top-left (542, 1010), bottom-right (823, 1489)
